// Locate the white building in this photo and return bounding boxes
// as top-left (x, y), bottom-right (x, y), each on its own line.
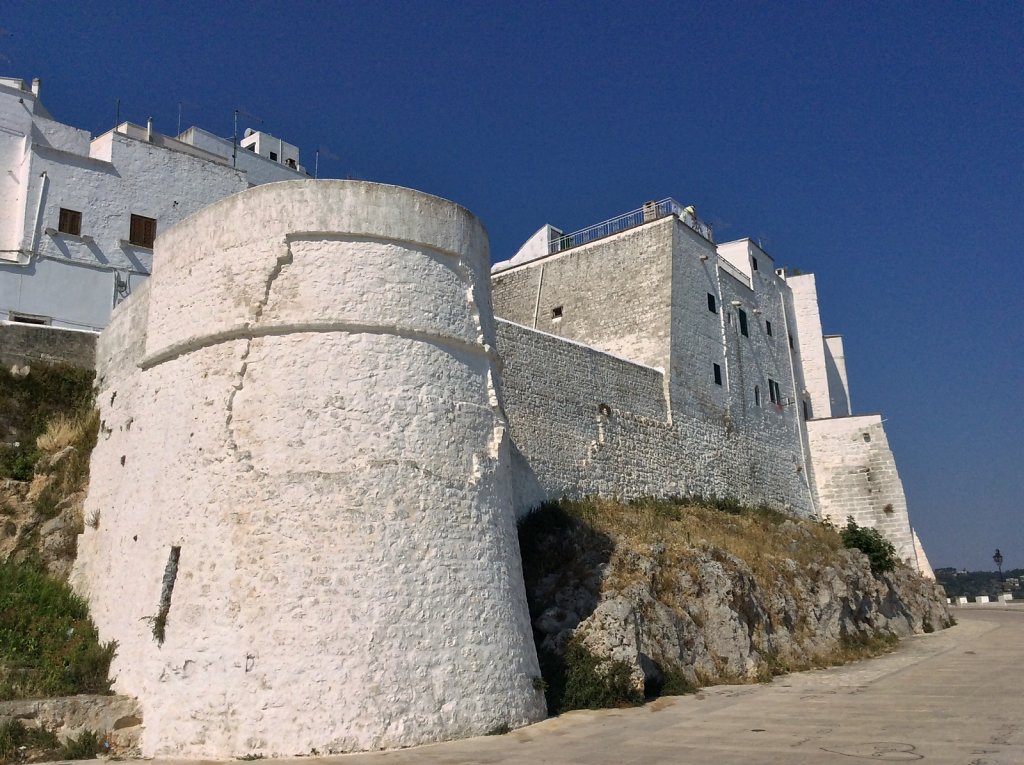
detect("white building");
top-left (0, 77), bottom-right (309, 331)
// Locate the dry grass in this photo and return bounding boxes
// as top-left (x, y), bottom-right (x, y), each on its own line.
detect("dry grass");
top-left (558, 496), bottom-right (841, 593)
top-left (36, 412), bottom-right (93, 455)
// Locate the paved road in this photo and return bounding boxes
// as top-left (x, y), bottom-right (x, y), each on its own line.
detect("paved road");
top-left (181, 606), bottom-right (1024, 765)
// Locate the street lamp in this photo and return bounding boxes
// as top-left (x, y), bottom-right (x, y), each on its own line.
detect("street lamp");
top-left (993, 549), bottom-right (1005, 591)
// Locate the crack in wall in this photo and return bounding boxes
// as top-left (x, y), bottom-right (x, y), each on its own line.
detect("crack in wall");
top-left (224, 239), bottom-right (294, 461)
top-left (450, 256), bottom-right (508, 485)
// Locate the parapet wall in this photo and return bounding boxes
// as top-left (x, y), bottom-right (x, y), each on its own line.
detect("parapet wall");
top-left (0, 322), bottom-right (96, 369)
top-left (72, 181), bottom-right (545, 758)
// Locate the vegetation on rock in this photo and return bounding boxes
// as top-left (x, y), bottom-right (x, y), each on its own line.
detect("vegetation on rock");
top-left (0, 561), bottom-right (116, 699)
top-left (519, 497), bottom-right (951, 716)
top-left (0, 363), bottom-right (112, 702)
top-left (0, 719), bottom-right (104, 764)
top-left (839, 517), bottom-right (897, 576)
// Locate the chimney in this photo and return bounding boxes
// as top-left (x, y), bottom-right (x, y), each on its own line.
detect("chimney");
top-left (30, 78), bottom-right (41, 97)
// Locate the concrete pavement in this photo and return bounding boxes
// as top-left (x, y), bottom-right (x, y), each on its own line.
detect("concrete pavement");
top-left (174, 606), bottom-right (1024, 765)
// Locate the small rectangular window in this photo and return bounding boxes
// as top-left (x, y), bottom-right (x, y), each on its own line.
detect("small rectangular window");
top-left (129, 214), bottom-right (157, 248)
top-left (768, 378), bottom-right (778, 404)
top-left (269, 151), bottom-right (278, 161)
top-left (766, 320), bottom-right (773, 336)
top-left (551, 306), bottom-right (563, 320)
top-left (788, 333), bottom-right (794, 350)
top-left (58, 208), bottom-right (82, 236)
top-left (739, 309), bottom-right (748, 336)
top-left (713, 363), bottom-right (722, 386)
top-left (752, 256), bottom-right (758, 271)
top-left (707, 293), bottom-right (717, 313)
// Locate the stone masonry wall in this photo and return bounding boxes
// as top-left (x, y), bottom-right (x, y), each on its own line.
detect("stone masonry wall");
top-left (71, 181), bottom-right (545, 758)
top-left (496, 319), bottom-right (815, 516)
top-left (0, 322), bottom-right (96, 369)
top-left (805, 414), bottom-right (916, 564)
top-left (492, 218), bottom-right (674, 372)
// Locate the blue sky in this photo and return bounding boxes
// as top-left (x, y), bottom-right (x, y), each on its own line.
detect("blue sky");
top-left (3, 1), bottom-right (1021, 570)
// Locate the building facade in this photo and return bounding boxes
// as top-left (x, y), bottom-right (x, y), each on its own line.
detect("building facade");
top-left (491, 200), bottom-right (930, 575)
top-left (0, 77), bottom-right (307, 331)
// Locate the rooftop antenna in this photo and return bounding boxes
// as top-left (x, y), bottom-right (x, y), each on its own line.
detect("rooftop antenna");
top-left (232, 107), bottom-right (262, 168)
top-left (315, 145), bottom-right (338, 179)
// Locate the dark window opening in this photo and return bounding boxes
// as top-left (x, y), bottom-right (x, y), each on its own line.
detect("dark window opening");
top-left (58, 208), bottom-right (82, 236)
top-left (551, 306), bottom-right (563, 320)
top-left (285, 158), bottom-right (296, 169)
top-left (788, 333), bottom-right (794, 350)
top-left (739, 309), bottom-right (748, 336)
top-left (803, 401), bottom-right (810, 420)
top-left (766, 320), bottom-right (773, 336)
top-left (269, 151), bottom-right (278, 161)
top-left (707, 293), bottom-right (717, 313)
top-left (129, 214), bottom-right (157, 248)
top-left (713, 363), bottom-right (722, 386)
top-left (754, 385), bottom-right (761, 406)
top-left (8, 312), bottom-right (50, 326)
top-left (768, 379), bottom-right (782, 405)
top-left (752, 256), bottom-right (758, 271)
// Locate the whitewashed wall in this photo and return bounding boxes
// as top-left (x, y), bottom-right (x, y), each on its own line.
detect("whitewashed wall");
top-left (805, 414), bottom-right (916, 564)
top-left (493, 217), bottom-right (816, 516)
top-left (72, 181), bottom-right (545, 758)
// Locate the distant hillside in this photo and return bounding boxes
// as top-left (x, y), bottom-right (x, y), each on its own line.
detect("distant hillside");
top-left (935, 567), bottom-right (1022, 599)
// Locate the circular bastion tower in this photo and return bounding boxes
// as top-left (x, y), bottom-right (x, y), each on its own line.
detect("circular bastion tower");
top-left (71, 181), bottom-right (546, 757)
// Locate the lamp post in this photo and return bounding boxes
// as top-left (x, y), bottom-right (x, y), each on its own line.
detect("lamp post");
top-left (993, 549), bottom-right (1004, 591)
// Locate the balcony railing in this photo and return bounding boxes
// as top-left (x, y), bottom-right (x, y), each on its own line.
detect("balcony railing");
top-left (548, 198), bottom-right (714, 254)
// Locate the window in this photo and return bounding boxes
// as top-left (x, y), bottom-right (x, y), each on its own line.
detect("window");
top-left (58, 208), bottom-right (82, 236)
top-left (8, 312), bottom-right (50, 326)
top-left (738, 309), bottom-right (748, 336)
top-left (713, 363), bottom-right (722, 386)
top-left (766, 320), bottom-right (773, 336)
top-left (551, 306), bottom-right (563, 320)
top-left (768, 379), bottom-right (782, 405)
top-left (803, 401), bottom-right (810, 420)
top-left (285, 158), bottom-right (296, 169)
top-left (129, 214), bottom-right (157, 248)
top-left (754, 385), bottom-right (761, 406)
top-left (752, 256), bottom-right (758, 271)
top-left (788, 333), bottom-right (794, 350)
top-left (269, 151), bottom-right (278, 161)
top-left (707, 293), bottom-right (717, 313)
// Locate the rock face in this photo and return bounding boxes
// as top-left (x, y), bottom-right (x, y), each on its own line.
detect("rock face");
top-left (520, 500), bottom-right (951, 701)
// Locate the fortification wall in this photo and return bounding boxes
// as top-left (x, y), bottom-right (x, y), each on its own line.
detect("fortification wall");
top-left (805, 414), bottom-right (916, 564)
top-left (0, 321), bottom-right (96, 369)
top-left (492, 218), bottom-right (674, 371)
top-left (71, 181), bottom-right (544, 758)
top-left (496, 319), bottom-right (815, 515)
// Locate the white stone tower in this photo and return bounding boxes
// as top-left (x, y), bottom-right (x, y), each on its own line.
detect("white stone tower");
top-left (72, 181), bottom-right (546, 757)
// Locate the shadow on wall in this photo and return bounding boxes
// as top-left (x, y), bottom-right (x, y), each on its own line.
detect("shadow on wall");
top-left (516, 502), bottom-right (614, 714)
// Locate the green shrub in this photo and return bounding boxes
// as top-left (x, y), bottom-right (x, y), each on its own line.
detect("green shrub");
top-left (0, 720), bottom-right (60, 765)
top-left (840, 518), bottom-right (897, 576)
top-left (57, 728), bottom-right (104, 760)
top-left (535, 638), bottom-right (643, 715)
top-left (0, 364), bottom-right (94, 482)
top-left (0, 561), bottom-right (115, 699)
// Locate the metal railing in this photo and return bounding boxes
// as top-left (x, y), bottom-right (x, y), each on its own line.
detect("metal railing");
top-left (548, 198), bottom-right (714, 254)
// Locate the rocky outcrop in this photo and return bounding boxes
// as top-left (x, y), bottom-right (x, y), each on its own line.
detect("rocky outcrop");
top-left (520, 499), bottom-right (951, 704)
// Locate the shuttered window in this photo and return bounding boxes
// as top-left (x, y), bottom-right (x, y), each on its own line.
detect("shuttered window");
top-left (58, 208), bottom-right (82, 236)
top-left (129, 214), bottom-right (157, 248)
